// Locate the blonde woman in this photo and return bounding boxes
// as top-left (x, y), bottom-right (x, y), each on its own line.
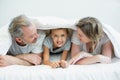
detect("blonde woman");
top-left (69, 17), bottom-right (113, 65)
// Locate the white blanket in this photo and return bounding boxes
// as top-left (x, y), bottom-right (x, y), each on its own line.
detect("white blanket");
top-left (102, 23), bottom-right (120, 58)
top-left (0, 16), bottom-right (120, 58)
top-left (0, 16), bottom-right (120, 80)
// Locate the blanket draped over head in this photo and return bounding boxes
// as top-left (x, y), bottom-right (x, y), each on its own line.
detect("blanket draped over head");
top-left (0, 16), bottom-right (120, 58)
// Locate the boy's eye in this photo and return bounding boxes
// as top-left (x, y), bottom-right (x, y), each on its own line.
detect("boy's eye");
top-left (54, 35), bottom-right (58, 37)
top-left (61, 34), bottom-right (65, 37)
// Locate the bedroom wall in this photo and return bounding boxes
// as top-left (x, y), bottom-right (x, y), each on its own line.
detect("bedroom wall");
top-left (0, 0), bottom-right (120, 32)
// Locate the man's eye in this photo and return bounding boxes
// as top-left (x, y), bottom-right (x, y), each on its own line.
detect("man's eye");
top-left (30, 36), bottom-right (34, 38)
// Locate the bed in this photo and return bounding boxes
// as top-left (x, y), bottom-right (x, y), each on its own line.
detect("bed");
top-left (0, 57), bottom-right (120, 80)
top-left (0, 16), bottom-right (120, 80)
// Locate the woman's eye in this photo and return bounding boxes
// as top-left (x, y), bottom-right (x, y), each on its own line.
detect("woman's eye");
top-left (79, 34), bottom-right (82, 37)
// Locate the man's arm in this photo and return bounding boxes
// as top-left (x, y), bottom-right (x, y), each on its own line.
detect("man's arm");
top-left (0, 55), bottom-right (32, 67)
top-left (16, 53), bottom-right (42, 65)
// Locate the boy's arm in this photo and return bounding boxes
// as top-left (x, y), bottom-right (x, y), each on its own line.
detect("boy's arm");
top-left (61, 50), bottom-right (68, 61)
top-left (43, 46), bottom-right (60, 68)
top-left (43, 46), bottom-right (51, 65)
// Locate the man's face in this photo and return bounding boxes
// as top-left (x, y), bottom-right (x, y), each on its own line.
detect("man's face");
top-left (21, 24), bottom-right (39, 44)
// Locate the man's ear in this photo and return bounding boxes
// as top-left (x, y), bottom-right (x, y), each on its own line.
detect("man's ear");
top-left (15, 37), bottom-right (22, 43)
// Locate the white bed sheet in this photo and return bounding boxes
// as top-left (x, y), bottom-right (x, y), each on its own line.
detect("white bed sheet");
top-left (0, 16), bottom-right (120, 80)
top-left (0, 57), bottom-right (120, 80)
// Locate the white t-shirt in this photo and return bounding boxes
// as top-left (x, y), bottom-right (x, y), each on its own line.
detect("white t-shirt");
top-left (71, 31), bottom-right (110, 55)
top-left (8, 30), bottom-right (46, 55)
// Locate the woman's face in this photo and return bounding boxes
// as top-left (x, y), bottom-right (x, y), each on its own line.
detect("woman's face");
top-left (51, 29), bottom-right (68, 48)
top-left (77, 28), bottom-right (91, 43)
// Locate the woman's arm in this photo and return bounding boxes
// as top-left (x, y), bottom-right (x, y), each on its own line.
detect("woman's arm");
top-left (102, 41), bottom-right (113, 58)
top-left (75, 55), bottom-right (99, 65)
top-left (75, 41), bottom-right (113, 65)
top-left (76, 54), bottom-right (111, 65)
top-left (69, 51), bottom-right (93, 65)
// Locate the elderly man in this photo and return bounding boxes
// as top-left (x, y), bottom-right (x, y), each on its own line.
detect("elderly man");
top-left (0, 15), bottom-right (46, 66)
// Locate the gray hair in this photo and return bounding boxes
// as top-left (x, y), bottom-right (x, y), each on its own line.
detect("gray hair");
top-left (9, 15), bottom-right (32, 38)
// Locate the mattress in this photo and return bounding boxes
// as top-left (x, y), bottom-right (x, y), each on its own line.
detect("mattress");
top-left (0, 56), bottom-right (120, 80)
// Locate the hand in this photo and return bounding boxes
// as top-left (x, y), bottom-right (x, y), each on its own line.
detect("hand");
top-left (60, 60), bottom-right (69, 68)
top-left (50, 61), bottom-right (61, 68)
top-left (0, 55), bottom-right (14, 67)
top-left (69, 51), bottom-right (93, 65)
top-left (16, 54), bottom-right (42, 65)
top-left (97, 55), bottom-right (111, 64)
top-left (26, 54), bottom-right (42, 65)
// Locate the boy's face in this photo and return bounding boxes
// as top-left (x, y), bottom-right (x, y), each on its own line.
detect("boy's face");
top-left (51, 29), bottom-right (68, 48)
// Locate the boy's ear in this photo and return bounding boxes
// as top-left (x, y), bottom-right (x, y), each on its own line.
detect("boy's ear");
top-left (51, 34), bottom-right (53, 38)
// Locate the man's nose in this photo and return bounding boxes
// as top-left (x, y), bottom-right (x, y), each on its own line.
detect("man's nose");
top-left (34, 33), bottom-right (39, 38)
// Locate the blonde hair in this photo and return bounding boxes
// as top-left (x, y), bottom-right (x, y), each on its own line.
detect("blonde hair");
top-left (9, 15), bottom-right (32, 38)
top-left (76, 17), bottom-right (103, 43)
